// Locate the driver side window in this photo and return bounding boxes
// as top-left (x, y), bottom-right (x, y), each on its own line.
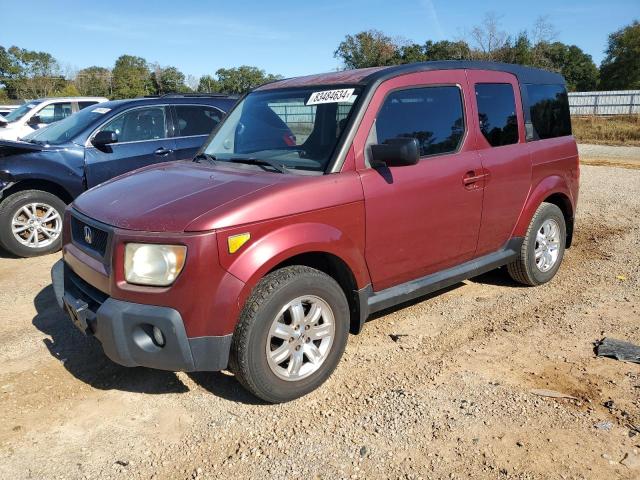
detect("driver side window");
top-left (99, 106), bottom-right (167, 143)
top-left (374, 86), bottom-right (465, 158)
top-left (36, 102), bottom-right (73, 124)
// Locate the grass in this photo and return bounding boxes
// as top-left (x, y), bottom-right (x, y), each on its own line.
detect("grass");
top-left (572, 115), bottom-right (640, 147)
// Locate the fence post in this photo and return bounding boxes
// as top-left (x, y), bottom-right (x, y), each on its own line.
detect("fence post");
top-left (593, 94), bottom-right (599, 115)
top-left (631, 94), bottom-right (635, 115)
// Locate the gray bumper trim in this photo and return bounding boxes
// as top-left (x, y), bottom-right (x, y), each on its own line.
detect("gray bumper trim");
top-left (51, 260), bottom-right (232, 372)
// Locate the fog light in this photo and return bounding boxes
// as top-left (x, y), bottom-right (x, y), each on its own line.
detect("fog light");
top-left (152, 326), bottom-right (165, 347)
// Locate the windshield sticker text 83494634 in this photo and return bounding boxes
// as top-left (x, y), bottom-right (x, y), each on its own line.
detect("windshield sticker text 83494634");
top-left (306, 88), bottom-right (355, 106)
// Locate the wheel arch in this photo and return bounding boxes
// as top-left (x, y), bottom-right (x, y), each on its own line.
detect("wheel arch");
top-left (1, 178), bottom-right (74, 205)
top-left (513, 175), bottom-right (576, 248)
top-left (265, 251), bottom-right (364, 334)
top-left (223, 222), bottom-right (371, 335)
top-left (543, 191), bottom-right (574, 248)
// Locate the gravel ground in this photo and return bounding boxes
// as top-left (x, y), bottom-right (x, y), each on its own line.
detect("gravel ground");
top-left (0, 164), bottom-right (639, 480)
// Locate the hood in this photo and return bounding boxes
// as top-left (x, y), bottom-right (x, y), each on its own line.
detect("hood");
top-left (0, 139), bottom-right (45, 158)
top-left (73, 161), bottom-right (301, 232)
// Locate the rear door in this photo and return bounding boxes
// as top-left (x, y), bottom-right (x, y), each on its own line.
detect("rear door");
top-left (466, 71), bottom-right (531, 257)
top-left (85, 105), bottom-right (176, 187)
top-left (354, 70), bottom-right (484, 291)
top-left (171, 104), bottom-right (225, 160)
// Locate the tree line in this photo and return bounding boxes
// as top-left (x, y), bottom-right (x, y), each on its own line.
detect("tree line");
top-left (334, 16), bottom-right (640, 92)
top-left (0, 15), bottom-right (638, 100)
top-left (0, 49), bottom-right (282, 100)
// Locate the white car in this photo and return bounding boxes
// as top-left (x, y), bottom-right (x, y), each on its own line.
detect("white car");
top-left (0, 97), bottom-right (108, 141)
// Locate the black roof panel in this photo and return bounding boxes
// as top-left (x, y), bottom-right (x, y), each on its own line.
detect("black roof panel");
top-left (362, 60), bottom-right (565, 86)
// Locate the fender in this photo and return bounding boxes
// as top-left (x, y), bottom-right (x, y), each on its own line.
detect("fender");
top-left (512, 174), bottom-right (574, 238)
top-left (217, 209), bottom-right (370, 311)
top-left (0, 147), bottom-right (85, 200)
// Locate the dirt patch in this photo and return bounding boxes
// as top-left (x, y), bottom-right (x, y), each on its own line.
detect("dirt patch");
top-left (582, 158), bottom-right (640, 170)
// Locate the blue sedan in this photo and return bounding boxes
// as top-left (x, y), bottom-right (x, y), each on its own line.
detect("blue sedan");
top-left (0, 95), bottom-right (236, 257)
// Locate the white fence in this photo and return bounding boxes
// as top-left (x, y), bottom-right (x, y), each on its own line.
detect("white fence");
top-left (569, 90), bottom-right (640, 116)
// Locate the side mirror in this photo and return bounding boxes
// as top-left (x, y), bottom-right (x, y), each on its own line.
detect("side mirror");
top-left (91, 130), bottom-right (118, 148)
top-left (370, 137), bottom-right (420, 168)
top-left (27, 115), bottom-right (41, 126)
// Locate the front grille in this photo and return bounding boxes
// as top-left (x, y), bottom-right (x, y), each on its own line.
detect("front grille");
top-left (71, 215), bottom-right (109, 257)
top-left (64, 265), bottom-right (108, 312)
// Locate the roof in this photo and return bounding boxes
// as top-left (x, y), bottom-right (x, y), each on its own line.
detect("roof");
top-left (36, 96), bottom-right (109, 102)
top-left (258, 61), bottom-right (565, 91)
top-left (93, 96), bottom-right (237, 111)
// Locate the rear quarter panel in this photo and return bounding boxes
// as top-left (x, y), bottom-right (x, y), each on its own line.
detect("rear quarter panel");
top-left (513, 136), bottom-right (579, 237)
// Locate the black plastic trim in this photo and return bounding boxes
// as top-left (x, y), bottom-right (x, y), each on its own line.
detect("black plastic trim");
top-left (52, 259), bottom-right (232, 372)
top-left (69, 208), bottom-right (114, 266)
top-left (361, 61), bottom-right (565, 88)
top-left (356, 238), bottom-right (523, 331)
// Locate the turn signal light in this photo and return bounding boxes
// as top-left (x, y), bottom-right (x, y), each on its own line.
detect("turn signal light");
top-left (228, 233), bottom-right (251, 254)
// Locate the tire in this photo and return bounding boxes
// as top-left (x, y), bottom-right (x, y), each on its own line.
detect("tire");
top-left (507, 202), bottom-right (566, 286)
top-left (0, 190), bottom-right (66, 257)
top-left (230, 266), bottom-right (350, 403)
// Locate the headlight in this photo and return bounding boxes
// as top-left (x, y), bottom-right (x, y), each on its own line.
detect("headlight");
top-left (124, 243), bottom-right (187, 286)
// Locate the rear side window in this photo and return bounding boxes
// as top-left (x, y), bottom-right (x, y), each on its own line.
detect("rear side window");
top-left (375, 86), bottom-right (465, 157)
top-left (475, 84), bottom-right (519, 147)
top-left (174, 105), bottom-right (223, 136)
top-left (78, 101), bottom-right (99, 110)
top-left (525, 84), bottom-right (571, 140)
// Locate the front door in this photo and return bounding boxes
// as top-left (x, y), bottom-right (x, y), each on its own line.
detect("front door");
top-left (354, 70), bottom-right (484, 291)
top-left (85, 105), bottom-right (176, 188)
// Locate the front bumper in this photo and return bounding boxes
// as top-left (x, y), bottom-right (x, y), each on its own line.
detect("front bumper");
top-left (51, 260), bottom-right (231, 372)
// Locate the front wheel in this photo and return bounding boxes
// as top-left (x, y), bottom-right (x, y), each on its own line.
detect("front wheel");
top-left (507, 202), bottom-right (566, 286)
top-left (230, 266), bottom-right (350, 403)
top-left (0, 190), bottom-right (66, 257)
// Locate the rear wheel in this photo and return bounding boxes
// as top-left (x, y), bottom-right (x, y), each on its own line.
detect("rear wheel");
top-left (230, 266), bottom-right (349, 403)
top-left (0, 190), bottom-right (65, 257)
top-left (507, 202), bottom-right (566, 286)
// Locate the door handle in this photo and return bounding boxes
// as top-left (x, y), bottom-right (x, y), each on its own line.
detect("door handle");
top-left (154, 147), bottom-right (173, 156)
top-left (463, 170), bottom-right (488, 189)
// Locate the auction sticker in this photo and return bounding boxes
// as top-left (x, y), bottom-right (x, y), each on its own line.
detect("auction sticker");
top-left (307, 88), bottom-right (355, 105)
top-left (92, 107), bottom-right (111, 114)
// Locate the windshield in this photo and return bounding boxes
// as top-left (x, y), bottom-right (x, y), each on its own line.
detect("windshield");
top-left (22, 105), bottom-right (112, 145)
top-left (203, 86), bottom-right (361, 172)
top-left (3, 101), bottom-right (42, 123)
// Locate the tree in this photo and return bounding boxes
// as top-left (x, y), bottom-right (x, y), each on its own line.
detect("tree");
top-left (538, 42), bottom-right (599, 91)
top-left (398, 40), bottom-right (472, 63)
top-left (111, 55), bottom-right (152, 99)
top-left (197, 74), bottom-right (219, 93)
top-left (0, 46), bottom-right (64, 98)
top-left (213, 66), bottom-right (281, 94)
top-left (54, 83), bottom-right (81, 97)
top-left (334, 30), bottom-right (400, 69)
top-left (470, 12), bottom-right (510, 59)
top-left (496, 33), bottom-right (534, 65)
top-left (75, 66), bottom-right (111, 97)
top-left (599, 20), bottom-right (640, 90)
top-left (425, 40), bottom-right (472, 61)
top-left (151, 65), bottom-right (189, 94)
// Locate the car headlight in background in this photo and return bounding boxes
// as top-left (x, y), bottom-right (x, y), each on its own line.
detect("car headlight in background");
top-left (124, 243), bottom-right (187, 286)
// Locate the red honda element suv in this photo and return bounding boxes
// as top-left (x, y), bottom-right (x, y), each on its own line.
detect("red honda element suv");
top-left (52, 61), bottom-right (579, 403)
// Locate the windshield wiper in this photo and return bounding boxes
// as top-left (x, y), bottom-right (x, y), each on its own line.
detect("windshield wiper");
top-left (193, 152), bottom-right (217, 164)
top-left (228, 157), bottom-right (289, 174)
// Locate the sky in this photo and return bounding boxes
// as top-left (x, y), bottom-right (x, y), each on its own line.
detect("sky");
top-left (1, 0), bottom-right (638, 80)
